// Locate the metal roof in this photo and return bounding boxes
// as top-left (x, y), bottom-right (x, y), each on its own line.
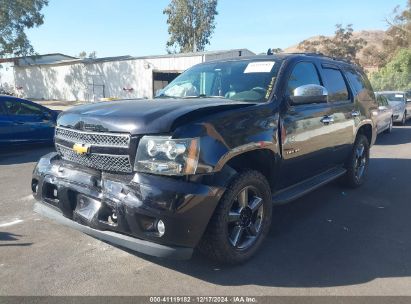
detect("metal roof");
top-left (16, 49), bottom-right (254, 67)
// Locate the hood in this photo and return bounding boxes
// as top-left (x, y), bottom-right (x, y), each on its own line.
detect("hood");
top-left (57, 98), bottom-right (254, 134)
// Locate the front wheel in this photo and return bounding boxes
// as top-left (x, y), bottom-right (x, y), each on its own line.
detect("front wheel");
top-left (342, 134), bottom-right (370, 188)
top-left (198, 170), bottom-right (272, 264)
top-left (384, 117), bottom-right (393, 134)
top-left (401, 112), bottom-right (406, 125)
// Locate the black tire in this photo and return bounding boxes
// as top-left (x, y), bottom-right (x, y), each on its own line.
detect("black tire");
top-left (384, 117), bottom-right (393, 134)
top-left (401, 112), bottom-right (406, 126)
top-left (342, 134), bottom-right (370, 188)
top-left (198, 170), bottom-right (272, 264)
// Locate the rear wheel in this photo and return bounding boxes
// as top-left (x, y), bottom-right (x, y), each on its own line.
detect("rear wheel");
top-left (198, 170), bottom-right (272, 264)
top-left (342, 134), bottom-right (370, 188)
top-left (401, 112), bottom-right (406, 125)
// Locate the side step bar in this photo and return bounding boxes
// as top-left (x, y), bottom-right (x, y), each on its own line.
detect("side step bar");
top-left (272, 167), bottom-right (347, 205)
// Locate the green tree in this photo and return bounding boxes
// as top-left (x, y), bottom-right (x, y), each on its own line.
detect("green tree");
top-left (0, 0), bottom-right (48, 58)
top-left (369, 48), bottom-right (411, 91)
top-left (298, 24), bottom-right (367, 63)
top-left (382, 0), bottom-right (411, 64)
top-left (163, 0), bottom-right (218, 53)
top-left (78, 51), bottom-right (87, 59)
top-left (78, 51), bottom-right (97, 59)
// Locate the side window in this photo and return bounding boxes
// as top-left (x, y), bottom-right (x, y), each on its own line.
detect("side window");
top-left (322, 68), bottom-right (349, 102)
top-left (376, 95), bottom-right (387, 106)
top-left (5, 100), bottom-right (44, 116)
top-left (287, 62), bottom-right (321, 95)
top-left (346, 70), bottom-right (375, 101)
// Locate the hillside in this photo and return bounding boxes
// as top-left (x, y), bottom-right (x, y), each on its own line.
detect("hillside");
top-left (284, 30), bottom-right (387, 66)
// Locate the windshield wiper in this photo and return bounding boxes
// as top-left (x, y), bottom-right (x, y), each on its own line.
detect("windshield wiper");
top-left (184, 94), bottom-right (226, 99)
top-left (155, 93), bottom-right (178, 99)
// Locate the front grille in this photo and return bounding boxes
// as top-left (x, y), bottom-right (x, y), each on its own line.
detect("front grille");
top-left (56, 144), bottom-right (132, 173)
top-left (55, 127), bottom-right (130, 147)
top-left (54, 126), bottom-right (133, 173)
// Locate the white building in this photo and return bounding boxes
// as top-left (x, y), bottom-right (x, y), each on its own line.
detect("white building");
top-left (10, 49), bottom-right (254, 101)
top-left (0, 53), bottom-right (77, 94)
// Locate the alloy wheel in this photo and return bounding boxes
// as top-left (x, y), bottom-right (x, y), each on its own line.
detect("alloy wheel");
top-left (227, 186), bottom-right (264, 250)
top-left (354, 144), bottom-right (367, 181)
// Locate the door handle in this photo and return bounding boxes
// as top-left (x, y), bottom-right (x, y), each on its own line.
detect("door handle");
top-left (13, 121), bottom-right (25, 125)
top-left (321, 115), bottom-right (334, 124)
top-left (351, 110), bottom-right (361, 117)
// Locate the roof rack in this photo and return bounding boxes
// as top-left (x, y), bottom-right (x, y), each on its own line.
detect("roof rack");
top-left (286, 52), bottom-right (355, 64)
top-left (265, 50), bottom-right (357, 66)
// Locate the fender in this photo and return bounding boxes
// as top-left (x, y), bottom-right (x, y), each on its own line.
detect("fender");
top-left (355, 119), bottom-right (377, 147)
top-left (172, 105), bottom-right (281, 174)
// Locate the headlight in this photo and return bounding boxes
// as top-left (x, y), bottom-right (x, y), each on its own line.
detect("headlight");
top-left (135, 136), bottom-right (200, 175)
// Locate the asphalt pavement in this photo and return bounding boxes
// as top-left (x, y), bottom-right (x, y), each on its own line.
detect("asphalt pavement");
top-left (1, 123), bottom-right (411, 296)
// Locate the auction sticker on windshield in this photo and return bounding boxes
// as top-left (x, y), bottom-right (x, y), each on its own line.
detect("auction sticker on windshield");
top-left (244, 61), bottom-right (275, 73)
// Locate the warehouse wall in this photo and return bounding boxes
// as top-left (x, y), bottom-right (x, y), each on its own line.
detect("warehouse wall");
top-left (0, 62), bottom-right (15, 91)
top-left (14, 55), bottom-right (204, 101)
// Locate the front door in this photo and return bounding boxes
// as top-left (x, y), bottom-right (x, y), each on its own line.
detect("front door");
top-left (279, 61), bottom-right (335, 188)
top-left (3, 98), bottom-right (55, 143)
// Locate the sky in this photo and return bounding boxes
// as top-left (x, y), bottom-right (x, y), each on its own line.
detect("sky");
top-left (26, 0), bottom-right (407, 58)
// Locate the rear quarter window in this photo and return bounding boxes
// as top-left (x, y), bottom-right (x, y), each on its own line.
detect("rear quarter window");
top-left (345, 69), bottom-right (375, 101)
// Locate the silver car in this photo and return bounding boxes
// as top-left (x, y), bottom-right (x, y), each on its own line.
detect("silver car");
top-left (374, 93), bottom-right (394, 134)
top-left (376, 91), bottom-right (408, 125)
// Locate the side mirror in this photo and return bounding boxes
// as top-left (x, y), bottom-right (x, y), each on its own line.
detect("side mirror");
top-left (407, 99), bottom-right (411, 103)
top-left (42, 111), bottom-right (52, 120)
top-left (155, 89), bottom-right (164, 97)
top-left (290, 84), bottom-right (328, 105)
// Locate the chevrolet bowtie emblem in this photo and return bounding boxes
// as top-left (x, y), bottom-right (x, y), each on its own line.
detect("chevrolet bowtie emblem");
top-left (72, 143), bottom-right (90, 155)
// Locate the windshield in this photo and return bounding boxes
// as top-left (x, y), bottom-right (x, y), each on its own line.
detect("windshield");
top-left (156, 59), bottom-right (281, 102)
top-left (381, 93), bottom-right (405, 103)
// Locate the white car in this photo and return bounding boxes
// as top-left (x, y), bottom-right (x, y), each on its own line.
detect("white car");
top-left (376, 91), bottom-right (408, 125)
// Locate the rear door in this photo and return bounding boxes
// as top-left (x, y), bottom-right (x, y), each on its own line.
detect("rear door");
top-left (319, 63), bottom-right (356, 165)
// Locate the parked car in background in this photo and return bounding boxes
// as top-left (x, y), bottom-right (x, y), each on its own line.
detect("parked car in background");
top-left (0, 95), bottom-right (59, 147)
top-left (374, 93), bottom-right (394, 134)
top-left (376, 91), bottom-right (408, 125)
top-left (406, 91), bottom-right (411, 114)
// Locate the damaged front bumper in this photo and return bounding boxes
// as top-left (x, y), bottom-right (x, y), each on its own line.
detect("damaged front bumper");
top-left (32, 153), bottom-right (225, 260)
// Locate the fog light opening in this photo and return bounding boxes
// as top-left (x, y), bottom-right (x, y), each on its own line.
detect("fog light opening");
top-left (108, 212), bottom-right (118, 225)
top-left (156, 220), bottom-right (165, 237)
top-left (31, 179), bottom-right (38, 193)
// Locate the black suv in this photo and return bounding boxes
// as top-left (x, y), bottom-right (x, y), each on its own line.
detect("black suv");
top-left (32, 53), bottom-right (377, 264)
